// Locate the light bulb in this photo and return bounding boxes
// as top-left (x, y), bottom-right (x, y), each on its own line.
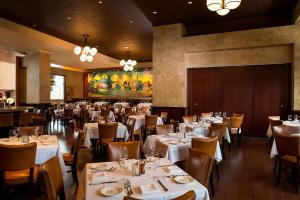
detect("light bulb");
top-left (80, 54), bottom-right (87, 62)
top-left (87, 55), bottom-right (93, 62)
top-left (83, 46), bottom-right (90, 54)
top-left (124, 66), bottom-right (129, 71)
top-left (74, 46), bottom-right (81, 55)
top-left (90, 47), bottom-right (97, 56)
top-left (225, 0), bottom-right (241, 9)
top-left (132, 60), bottom-right (137, 66)
top-left (127, 59), bottom-right (133, 65)
top-left (207, 0), bottom-right (222, 11)
top-left (129, 66), bottom-right (134, 71)
top-left (217, 8), bottom-right (230, 16)
top-left (120, 60), bottom-right (126, 66)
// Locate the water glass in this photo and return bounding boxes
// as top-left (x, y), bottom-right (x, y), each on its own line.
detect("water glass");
top-left (9, 129), bottom-right (18, 141)
top-left (223, 112), bottom-right (227, 117)
top-left (294, 114), bottom-right (298, 121)
top-left (288, 115), bottom-right (292, 121)
top-left (119, 146), bottom-right (128, 169)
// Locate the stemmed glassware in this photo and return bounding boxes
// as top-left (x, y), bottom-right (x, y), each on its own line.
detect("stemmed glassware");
top-left (9, 129), bottom-right (18, 142)
top-left (119, 146), bottom-right (128, 171)
top-left (288, 114), bottom-right (292, 121)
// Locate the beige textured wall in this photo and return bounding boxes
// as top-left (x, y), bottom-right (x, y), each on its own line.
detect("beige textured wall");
top-left (23, 51), bottom-right (51, 103)
top-left (50, 67), bottom-right (83, 101)
top-left (153, 23), bottom-right (300, 109)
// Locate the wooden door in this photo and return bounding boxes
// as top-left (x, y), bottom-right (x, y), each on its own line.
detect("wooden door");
top-left (187, 64), bottom-right (291, 137)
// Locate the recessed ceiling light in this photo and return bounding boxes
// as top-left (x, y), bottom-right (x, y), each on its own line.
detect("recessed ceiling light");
top-left (67, 16), bottom-right (72, 20)
top-left (98, 1), bottom-right (103, 4)
top-left (124, 46), bottom-right (129, 49)
top-left (33, 24), bottom-right (37, 27)
top-left (3, 39), bottom-right (7, 42)
top-left (95, 45), bottom-right (99, 48)
top-left (129, 20), bottom-right (133, 24)
top-left (152, 11), bottom-right (157, 14)
top-left (188, 1), bottom-right (193, 4)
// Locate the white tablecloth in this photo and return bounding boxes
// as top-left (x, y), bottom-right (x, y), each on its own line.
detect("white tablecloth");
top-left (90, 110), bottom-right (115, 121)
top-left (54, 108), bottom-right (81, 117)
top-left (114, 102), bottom-right (130, 107)
top-left (129, 115), bottom-right (164, 130)
top-left (137, 103), bottom-right (152, 108)
top-left (0, 135), bottom-right (66, 174)
top-left (83, 159), bottom-right (210, 200)
top-left (94, 102), bottom-right (109, 106)
top-left (83, 123), bottom-right (129, 148)
top-left (144, 134), bottom-right (222, 163)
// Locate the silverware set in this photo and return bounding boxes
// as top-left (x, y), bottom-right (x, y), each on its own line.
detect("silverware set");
top-left (90, 166), bottom-right (116, 173)
top-left (88, 181), bottom-right (118, 186)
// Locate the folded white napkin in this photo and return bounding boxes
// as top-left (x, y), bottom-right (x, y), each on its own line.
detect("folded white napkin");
top-left (90, 172), bottom-right (107, 182)
top-left (164, 166), bottom-right (182, 174)
top-left (139, 183), bottom-right (160, 194)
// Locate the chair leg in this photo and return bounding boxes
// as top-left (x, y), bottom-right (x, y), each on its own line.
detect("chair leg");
top-left (221, 142), bottom-right (225, 160)
top-left (276, 160), bottom-right (282, 186)
top-left (215, 162), bottom-right (220, 180)
top-left (273, 156), bottom-right (278, 174)
top-left (73, 165), bottom-right (78, 185)
top-left (209, 174), bottom-right (215, 196)
top-left (238, 134), bottom-right (241, 147)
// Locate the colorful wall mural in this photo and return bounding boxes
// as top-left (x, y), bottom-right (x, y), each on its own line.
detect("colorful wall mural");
top-left (88, 68), bottom-right (152, 99)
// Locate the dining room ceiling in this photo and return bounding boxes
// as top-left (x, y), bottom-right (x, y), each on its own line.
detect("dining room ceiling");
top-left (0, 0), bottom-right (298, 62)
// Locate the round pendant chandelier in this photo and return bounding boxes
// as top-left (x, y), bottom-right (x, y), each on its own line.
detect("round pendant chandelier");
top-left (207, 0), bottom-right (241, 16)
top-left (120, 51), bottom-right (137, 72)
top-left (73, 34), bottom-right (97, 62)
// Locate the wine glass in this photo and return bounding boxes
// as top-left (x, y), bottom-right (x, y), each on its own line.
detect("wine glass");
top-left (223, 112), bottom-right (227, 118)
top-left (34, 127), bottom-right (40, 139)
top-left (288, 115), bottom-right (292, 121)
top-left (192, 115), bottom-right (197, 122)
top-left (169, 125), bottom-right (173, 133)
top-left (9, 129), bottom-right (17, 141)
top-left (119, 146), bottom-right (128, 169)
top-left (294, 114), bottom-right (298, 121)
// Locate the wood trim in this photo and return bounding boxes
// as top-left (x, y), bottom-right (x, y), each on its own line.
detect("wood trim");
top-left (15, 56), bottom-right (22, 106)
top-left (151, 107), bottom-right (187, 123)
top-left (83, 72), bottom-right (88, 98)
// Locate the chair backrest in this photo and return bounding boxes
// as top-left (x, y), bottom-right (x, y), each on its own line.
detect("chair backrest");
top-left (40, 157), bottom-right (65, 200)
top-left (127, 118), bottom-right (136, 139)
top-left (0, 142), bottom-right (37, 171)
top-left (170, 119), bottom-right (179, 132)
top-left (19, 126), bottom-right (34, 136)
top-left (0, 113), bottom-right (14, 128)
top-left (268, 115), bottom-right (280, 121)
top-left (230, 117), bottom-right (243, 129)
top-left (222, 117), bottom-right (231, 128)
top-left (64, 108), bottom-right (73, 116)
top-left (273, 132), bottom-right (300, 158)
top-left (108, 141), bottom-right (141, 161)
top-left (272, 125), bottom-right (288, 136)
top-left (98, 123), bottom-right (118, 139)
top-left (201, 112), bottom-right (213, 118)
top-left (186, 148), bottom-right (214, 188)
top-left (125, 107), bottom-right (132, 115)
top-left (101, 109), bottom-right (110, 119)
top-left (145, 115), bottom-right (158, 126)
top-left (183, 116), bottom-right (193, 124)
top-left (72, 131), bottom-right (84, 164)
top-left (208, 123), bottom-right (227, 143)
top-left (156, 125), bottom-right (173, 135)
top-left (191, 137), bottom-right (218, 157)
top-left (123, 191), bottom-right (196, 200)
top-left (19, 112), bottom-right (33, 126)
top-left (270, 120), bottom-right (283, 127)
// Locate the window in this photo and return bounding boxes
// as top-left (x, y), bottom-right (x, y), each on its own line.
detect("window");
top-left (50, 74), bottom-right (65, 100)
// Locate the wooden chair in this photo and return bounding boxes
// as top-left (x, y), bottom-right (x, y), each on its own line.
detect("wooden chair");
top-left (62, 131), bottom-right (84, 185)
top-left (191, 137), bottom-right (218, 195)
top-left (0, 114), bottom-right (14, 138)
top-left (19, 127), bottom-right (34, 136)
top-left (108, 141), bottom-right (141, 161)
top-left (32, 110), bottom-right (48, 133)
top-left (156, 124), bottom-right (173, 135)
top-left (230, 116), bottom-right (244, 146)
top-left (63, 108), bottom-right (73, 124)
top-left (209, 123), bottom-right (228, 159)
top-left (18, 112), bottom-right (33, 127)
top-left (0, 143), bottom-right (38, 198)
top-left (202, 112), bottom-right (213, 118)
top-left (143, 115), bottom-right (158, 138)
top-left (132, 129), bottom-right (144, 158)
top-left (268, 119), bottom-right (283, 145)
top-left (160, 112), bottom-right (168, 123)
top-left (273, 133), bottom-right (300, 193)
top-left (170, 119), bottom-right (179, 133)
top-left (269, 116), bottom-right (280, 121)
top-left (233, 113), bottom-right (244, 118)
top-left (39, 157), bottom-right (65, 200)
top-left (101, 109), bottom-right (111, 121)
top-left (186, 148), bottom-right (214, 196)
top-left (126, 118), bottom-right (136, 141)
top-left (98, 123), bottom-right (118, 157)
top-left (183, 116), bottom-right (193, 124)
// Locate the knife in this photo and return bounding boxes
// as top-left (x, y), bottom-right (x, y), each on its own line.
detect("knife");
top-left (157, 179), bottom-right (168, 192)
top-left (88, 181), bottom-right (118, 186)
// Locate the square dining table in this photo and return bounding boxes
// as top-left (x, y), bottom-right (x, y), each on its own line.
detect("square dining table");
top-left (81, 158), bottom-right (210, 200)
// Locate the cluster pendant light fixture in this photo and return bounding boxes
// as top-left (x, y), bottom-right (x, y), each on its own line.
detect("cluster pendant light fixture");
top-left (207, 0), bottom-right (241, 16)
top-left (74, 34), bottom-right (97, 62)
top-left (120, 51), bottom-right (137, 72)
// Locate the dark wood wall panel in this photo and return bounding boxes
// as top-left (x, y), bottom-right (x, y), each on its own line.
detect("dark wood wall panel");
top-left (187, 64), bottom-right (291, 137)
top-left (152, 107), bottom-right (187, 123)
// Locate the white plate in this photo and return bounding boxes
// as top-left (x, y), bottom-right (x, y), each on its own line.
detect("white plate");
top-left (174, 176), bottom-right (194, 184)
top-left (169, 140), bottom-right (179, 145)
top-left (100, 186), bottom-right (123, 197)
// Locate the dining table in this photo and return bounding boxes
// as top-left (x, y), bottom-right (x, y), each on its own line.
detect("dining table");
top-left (0, 135), bottom-right (66, 174)
top-left (83, 122), bottom-right (129, 148)
top-left (89, 110), bottom-right (115, 121)
top-left (80, 158), bottom-right (210, 200)
top-left (128, 114), bottom-right (164, 130)
top-left (144, 132), bottom-right (223, 163)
